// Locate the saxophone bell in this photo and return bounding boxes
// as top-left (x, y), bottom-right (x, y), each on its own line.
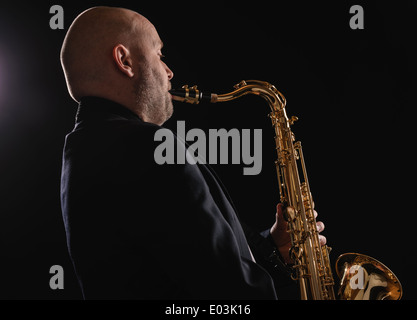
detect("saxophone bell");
top-left (336, 253), bottom-right (403, 300)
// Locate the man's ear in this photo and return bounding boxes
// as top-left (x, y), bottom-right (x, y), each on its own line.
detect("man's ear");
top-left (112, 44), bottom-right (135, 78)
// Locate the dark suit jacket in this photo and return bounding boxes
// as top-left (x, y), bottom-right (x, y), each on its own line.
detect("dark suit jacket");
top-left (60, 97), bottom-right (293, 299)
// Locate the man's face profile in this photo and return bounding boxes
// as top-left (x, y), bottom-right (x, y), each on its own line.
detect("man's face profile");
top-left (130, 20), bottom-right (174, 125)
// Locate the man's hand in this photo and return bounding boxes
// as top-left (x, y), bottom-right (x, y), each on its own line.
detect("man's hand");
top-left (269, 203), bottom-right (327, 264)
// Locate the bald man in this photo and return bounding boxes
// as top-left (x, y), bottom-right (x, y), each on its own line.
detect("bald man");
top-left (60, 6), bottom-right (302, 299)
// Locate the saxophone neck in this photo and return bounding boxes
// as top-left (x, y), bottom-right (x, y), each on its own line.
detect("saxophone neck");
top-left (169, 80), bottom-right (286, 111)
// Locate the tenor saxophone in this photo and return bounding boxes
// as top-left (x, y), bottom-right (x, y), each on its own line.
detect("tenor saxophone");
top-left (169, 80), bottom-right (402, 300)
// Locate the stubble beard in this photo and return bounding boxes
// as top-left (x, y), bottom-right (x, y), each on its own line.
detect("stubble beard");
top-left (133, 75), bottom-right (173, 126)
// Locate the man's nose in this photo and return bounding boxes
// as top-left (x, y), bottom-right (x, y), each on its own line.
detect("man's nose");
top-left (165, 63), bottom-right (174, 80)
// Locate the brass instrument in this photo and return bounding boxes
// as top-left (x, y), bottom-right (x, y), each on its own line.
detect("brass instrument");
top-left (169, 80), bottom-right (402, 300)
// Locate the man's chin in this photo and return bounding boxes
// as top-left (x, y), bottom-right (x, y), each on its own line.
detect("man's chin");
top-left (164, 101), bottom-right (174, 123)
top-left (156, 99), bottom-right (173, 126)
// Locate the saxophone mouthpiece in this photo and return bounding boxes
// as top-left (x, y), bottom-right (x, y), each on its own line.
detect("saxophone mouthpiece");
top-left (169, 85), bottom-right (218, 104)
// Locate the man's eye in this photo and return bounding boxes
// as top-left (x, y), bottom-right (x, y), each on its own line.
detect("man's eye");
top-left (159, 54), bottom-right (166, 60)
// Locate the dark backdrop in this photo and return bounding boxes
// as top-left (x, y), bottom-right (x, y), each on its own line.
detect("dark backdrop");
top-left (0, 1), bottom-right (415, 299)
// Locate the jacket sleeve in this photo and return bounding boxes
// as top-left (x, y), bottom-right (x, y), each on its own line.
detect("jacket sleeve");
top-left (242, 224), bottom-right (300, 300)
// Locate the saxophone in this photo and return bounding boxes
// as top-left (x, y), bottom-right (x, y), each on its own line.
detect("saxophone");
top-left (169, 80), bottom-right (402, 300)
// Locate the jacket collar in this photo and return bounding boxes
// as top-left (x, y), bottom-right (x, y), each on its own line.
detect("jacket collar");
top-left (75, 96), bottom-right (142, 123)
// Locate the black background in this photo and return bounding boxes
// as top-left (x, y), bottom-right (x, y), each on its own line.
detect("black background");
top-left (0, 1), bottom-right (416, 300)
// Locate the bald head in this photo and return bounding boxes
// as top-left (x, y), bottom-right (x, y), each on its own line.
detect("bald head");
top-left (61, 7), bottom-right (144, 100)
top-left (60, 6), bottom-right (174, 125)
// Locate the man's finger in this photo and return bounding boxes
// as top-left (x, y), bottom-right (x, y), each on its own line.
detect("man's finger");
top-left (276, 203), bottom-right (284, 216)
top-left (275, 203), bottom-right (288, 231)
top-left (319, 235), bottom-right (327, 246)
top-left (316, 221), bottom-right (325, 233)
